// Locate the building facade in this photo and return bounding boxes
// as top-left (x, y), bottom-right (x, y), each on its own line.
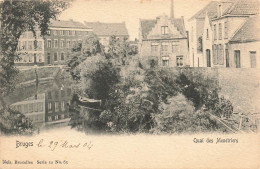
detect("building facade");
top-left (229, 15), bottom-right (260, 68)
top-left (209, 0), bottom-right (259, 68)
top-left (139, 0), bottom-right (188, 67)
top-left (16, 20), bottom-right (92, 66)
top-left (188, 1), bottom-right (218, 67)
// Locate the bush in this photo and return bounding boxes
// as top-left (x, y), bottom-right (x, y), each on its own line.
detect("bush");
top-left (0, 108), bottom-right (34, 135)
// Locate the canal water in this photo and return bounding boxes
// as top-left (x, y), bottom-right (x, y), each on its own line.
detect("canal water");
top-left (5, 78), bottom-right (74, 131)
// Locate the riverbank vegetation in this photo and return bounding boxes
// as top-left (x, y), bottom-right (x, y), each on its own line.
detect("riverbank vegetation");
top-left (68, 37), bottom-right (234, 134)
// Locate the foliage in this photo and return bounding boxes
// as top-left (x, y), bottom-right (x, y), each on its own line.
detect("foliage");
top-left (0, 108), bottom-right (35, 135)
top-left (151, 94), bottom-right (225, 134)
top-left (66, 33), bottom-right (104, 81)
top-left (0, 0), bottom-right (70, 108)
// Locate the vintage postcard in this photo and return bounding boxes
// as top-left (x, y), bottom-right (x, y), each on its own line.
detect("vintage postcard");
top-left (0, 0), bottom-right (260, 168)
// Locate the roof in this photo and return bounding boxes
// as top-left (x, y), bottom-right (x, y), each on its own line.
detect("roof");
top-left (189, 1), bottom-right (219, 21)
top-left (230, 15), bottom-right (260, 43)
top-left (223, 0), bottom-right (260, 16)
top-left (140, 17), bottom-right (186, 39)
top-left (50, 19), bottom-right (88, 29)
top-left (84, 22), bottom-right (129, 36)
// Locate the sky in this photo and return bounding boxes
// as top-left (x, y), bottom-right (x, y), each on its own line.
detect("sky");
top-left (59, 0), bottom-right (211, 40)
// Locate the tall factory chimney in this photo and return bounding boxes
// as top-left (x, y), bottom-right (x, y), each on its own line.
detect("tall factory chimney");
top-left (170, 0), bottom-right (174, 19)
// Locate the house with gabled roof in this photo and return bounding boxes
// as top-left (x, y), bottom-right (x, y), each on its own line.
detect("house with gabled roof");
top-left (84, 22), bottom-right (129, 48)
top-left (139, 0), bottom-right (188, 67)
top-left (188, 1), bottom-right (219, 67)
top-left (229, 15), bottom-right (260, 68)
top-left (210, 0), bottom-right (259, 68)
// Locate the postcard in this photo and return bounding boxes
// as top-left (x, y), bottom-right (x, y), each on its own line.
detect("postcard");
top-left (0, 0), bottom-right (260, 168)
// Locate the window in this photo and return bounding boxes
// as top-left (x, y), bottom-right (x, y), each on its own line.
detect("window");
top-left (48, 102), bottom-right (52, 111)
top-left (225, 44), bottom-right (229, 67)
top-left (224, 22), bottom-right (228, 38)
top-left (47, 30), bottom-right (51, 35)
top-left (161, 43), bottom-right (168, 51)
top-left (219, 23), bottom-right (222, 40)
top-left (48, 116), bottom-right (52, 122)
top-left (34, 103), bottom-right (38, 112)
top-left (218, 44), bottom-right (224, 65)
top-left (54, 115), bottom-right (59, 120)
top-left (66, 40), bottom-right (71, 48)
top-left (234, 50), bottom-right (241, 68)
top-left (54, 53), bottom-right (58, 61)
top-left (250, 51), bottom-right (257, 68)
top-left (61, 114), bottom-right (65, 119)
top-left (53, 30), bottom-right (57, 35)
top-left (29, 54), bottom-right (33, 62)
top-left (54, 39), bottom-right (58, 48)
top-left (214, 24), bottom-right (217, 40)
top-left (48, 91), bottom-right (52, 99)
top-left (61, 101), bottom-right (65, 112)
top-left (60, 30), bottom-right (64, 36)
top-left (66, 31), bottom-right (70, 36)
top-left (213, 45), bottom-right (217, 65)
top-left (55, 102), bottom-right (59, 112)
top-left (176, 56), bottom-right (184, 67)
top-left (38, 103), bottom-right (43, 112)
top-left (172, 43), bottom-right (179, 53)
top-left (22, 41), bottom-right (27, 50)
top-left (206, 29), bottom-right (209, 39)
top-left (55, 91), bottom-right (59, 98)
top-left (161, 26), bottom-right (168, 35)
top-left (29, 103), bottom-right (33, 113)
top-left (69, 31), bottom-right (72, 36)
top-left (162, 56), bottom-right (169, 66)
top-left (72, 31), bottom-right (76, 36)
top-left (61, 53), bottom-right (65, 61)
top-left (38, 54), bottom-right (42, 62)
top-left (28, 41), bottom-right (33, 50)
top-left (60, 39), bottom-right (64, 48)
top-left (47, 40), bottom-right (51, 48)
top-left (37, 41), bottom-right (42, 50)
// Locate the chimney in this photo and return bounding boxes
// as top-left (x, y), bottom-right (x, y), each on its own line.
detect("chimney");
top-left (170, 0), bottom-right (174, 19)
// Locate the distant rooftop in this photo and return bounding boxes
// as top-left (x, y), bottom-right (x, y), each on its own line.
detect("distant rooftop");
top-left (189, 1), bottom-right (219, 21)
top-left (222, 0), bottom-right (260, 16)
top-left (230, 15), bottom-right (260, 43)
top-left (84, 22), bottom-right (129, 36)
top-left (50, 19), bottom-right (90, 29)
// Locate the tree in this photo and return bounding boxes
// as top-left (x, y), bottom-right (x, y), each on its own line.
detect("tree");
top-left (66, 33), bottom-right (104, 81)
top-left (0, 0), bottom-right (70, 109)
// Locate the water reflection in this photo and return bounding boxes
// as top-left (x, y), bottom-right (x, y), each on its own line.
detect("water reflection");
top-left (7, 79), bottom-right (73, 130)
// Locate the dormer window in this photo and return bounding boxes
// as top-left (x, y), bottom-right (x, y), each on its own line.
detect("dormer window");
top-left (161, 26), bottom-right (168, 35)
top-left (218, 4), bottom-right (223, 17)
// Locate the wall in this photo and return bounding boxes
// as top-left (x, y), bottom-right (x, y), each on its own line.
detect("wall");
top-left (202, 15), bottom-right (213, 67)
top-left (229, 41), bottom-right (260, 68)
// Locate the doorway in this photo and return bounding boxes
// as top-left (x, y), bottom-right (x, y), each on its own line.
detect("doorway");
top-left (206, 49), bottom-right (211, 67)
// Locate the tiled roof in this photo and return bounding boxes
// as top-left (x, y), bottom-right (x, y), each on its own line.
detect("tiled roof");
top-left (189, 1), bottom-right (219, 21)
top-left (223, 0), bottom-right (260, 16)
top-left (230, 15), bottom-right (260, 43)
top-left (140, 17), bottom-right (186, 39)
top-left (140, 19), bottom-right (157, 39)
top-left (84, 22), bottom-right (129, 36)
top-left (50, 19), bottom-right (88, 29)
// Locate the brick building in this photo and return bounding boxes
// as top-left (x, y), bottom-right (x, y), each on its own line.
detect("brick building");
top-left (16, 19), bottom-right (92, 66)
top-left (139, 0), bottom-right (188, 67)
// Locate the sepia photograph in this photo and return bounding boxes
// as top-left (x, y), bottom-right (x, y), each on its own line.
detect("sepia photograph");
top-left (0, 0), bottom-right (260, 168)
